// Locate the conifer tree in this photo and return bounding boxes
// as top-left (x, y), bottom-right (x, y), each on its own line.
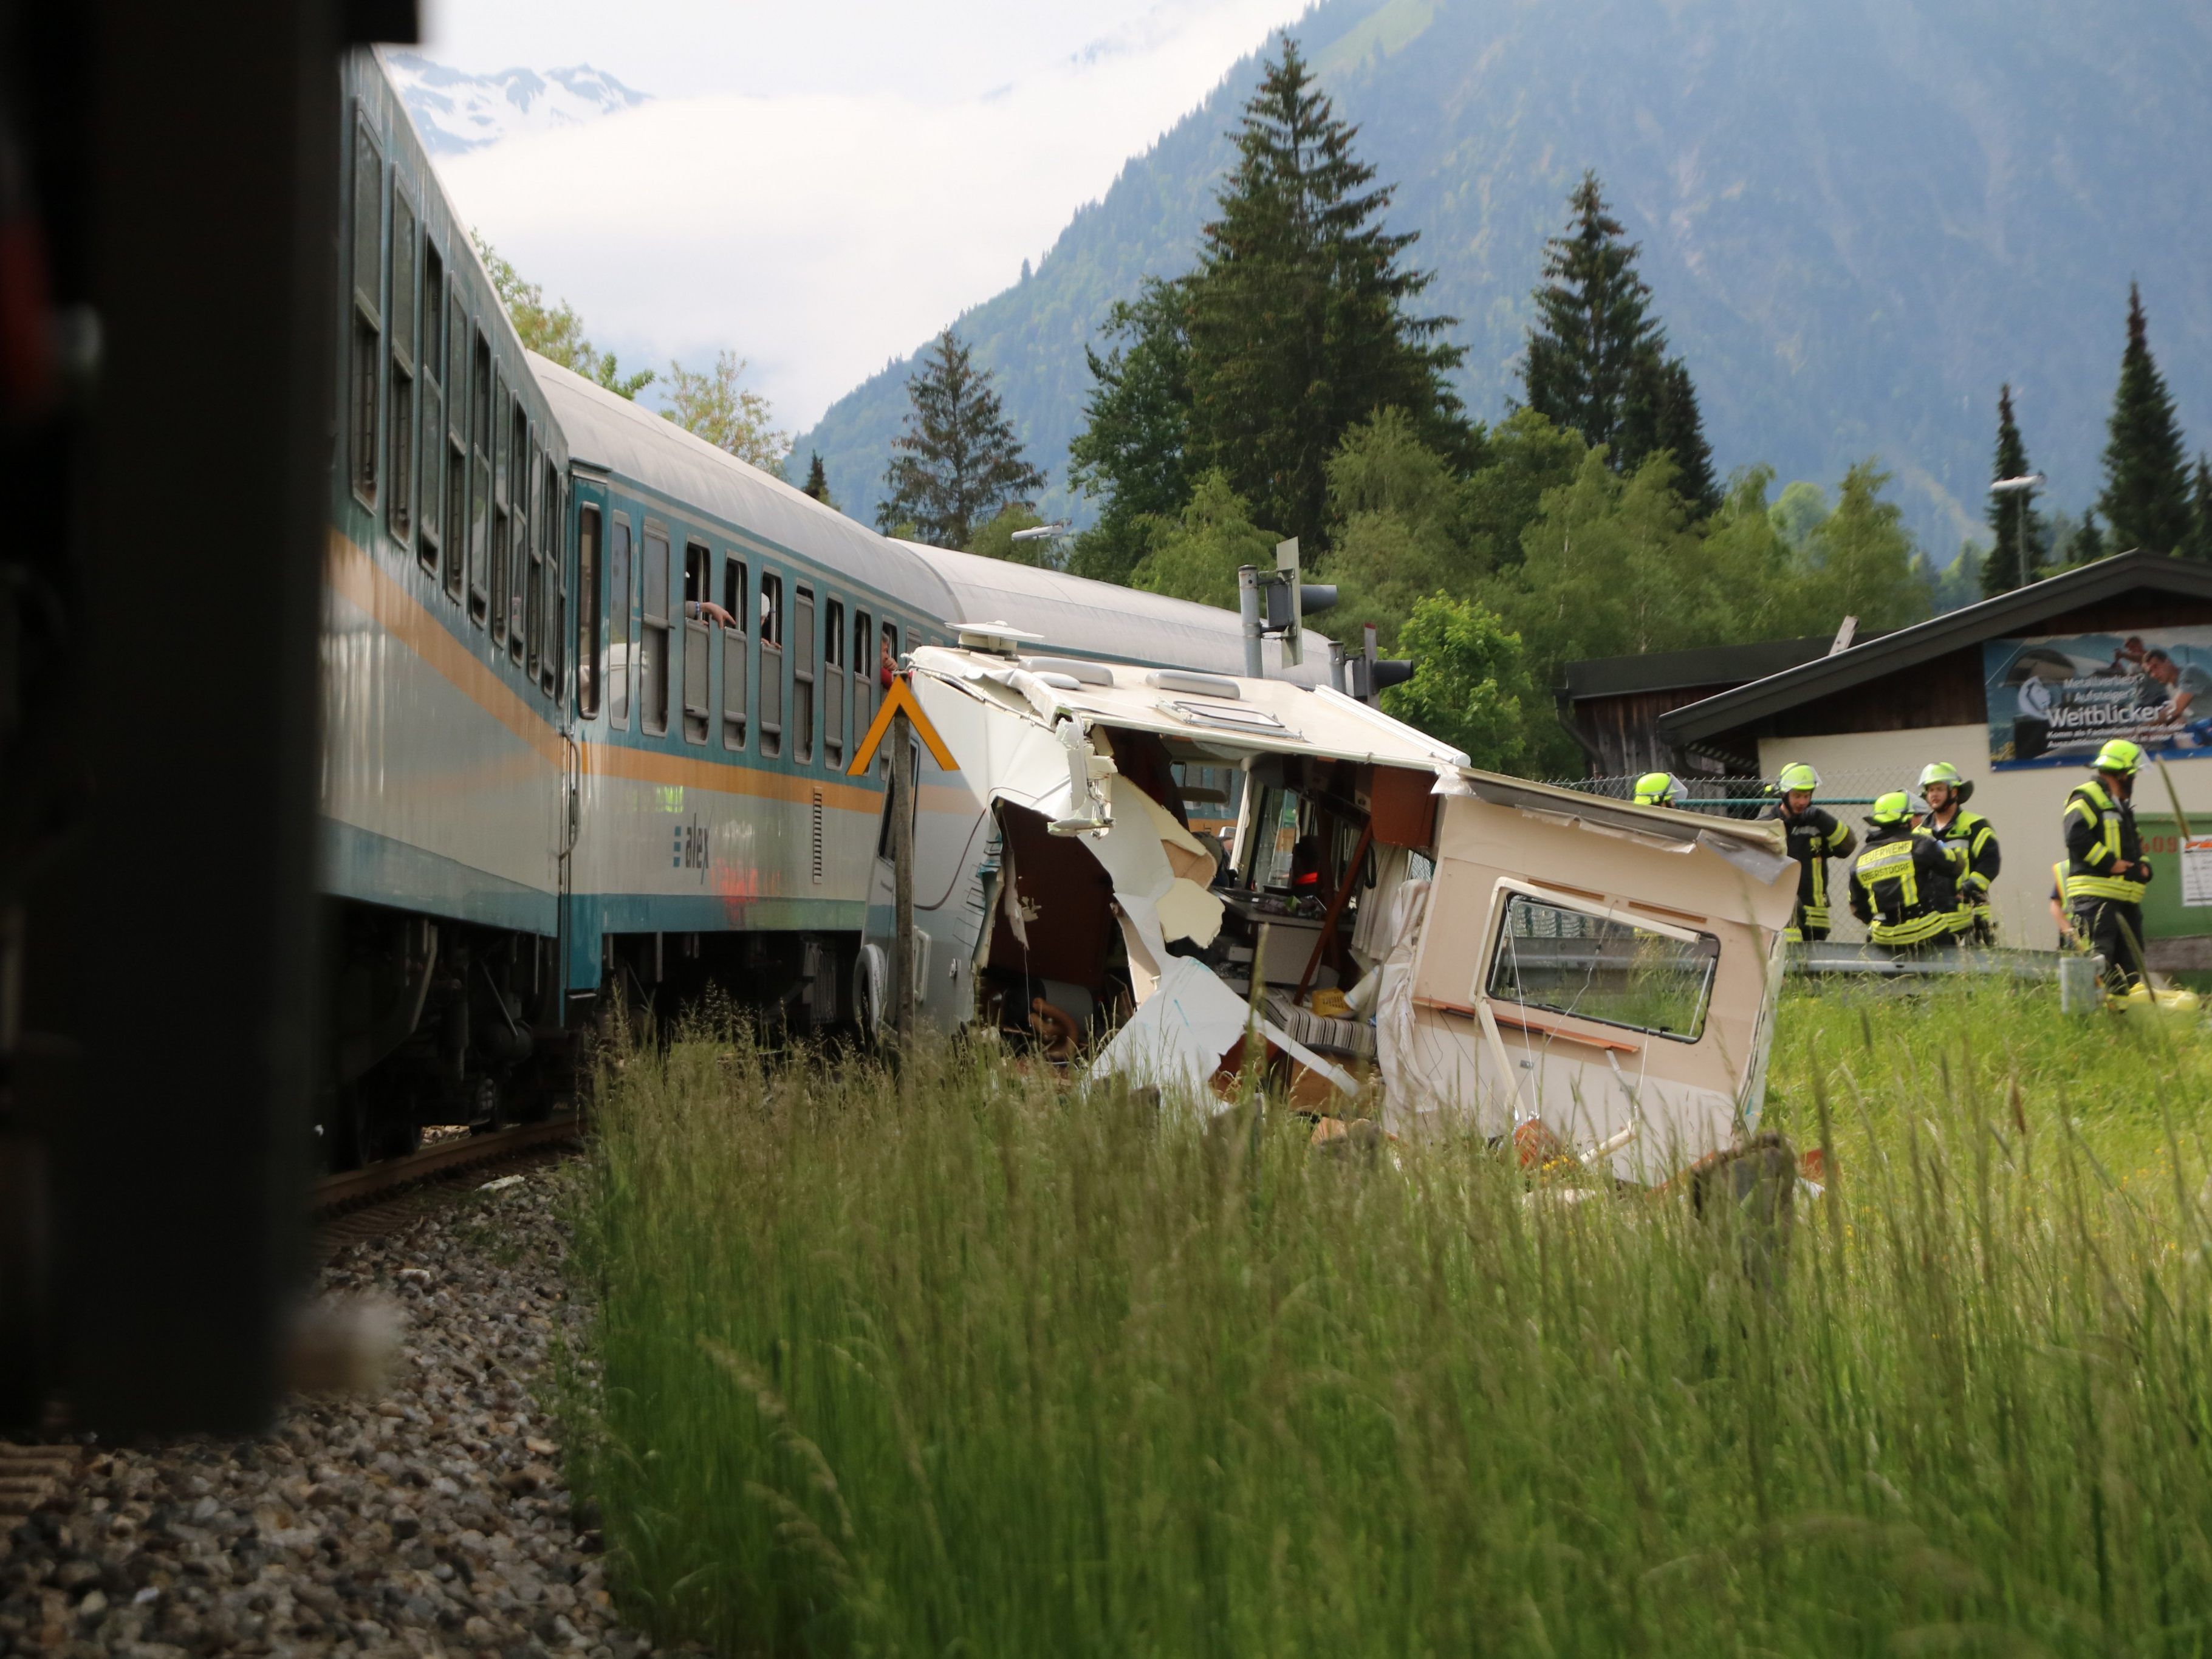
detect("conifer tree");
top-left (1180, 36), bottom-right (1467, 552)
top-left (2186, 455), bottom-right (2212, 563)
top-left (1522, 174), bottom-right (1717, 510)
top-left (877, 330), bottom-right (1044, 549)
top-left (1981, 383), bottom-right (2050, 595)
top-left (800, 452), bottom-right (835, 508)
top-left (1635, 355), bottom-right (1720, 516)
top-left (2070, 510), bottom-right (2107, 566)
top-left (2098, 283), bottom-right (2192, 554)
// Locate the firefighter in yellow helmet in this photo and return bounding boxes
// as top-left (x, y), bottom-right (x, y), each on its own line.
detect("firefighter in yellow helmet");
top-left (1762, 762), bottom-right (1855, 942)
top-left (1633, 771), bottom-right (1687, 807)
top-left (2063, 738), bottom-right (2152, 989)
top-left (1913, 761), bottom-right (2001, 943)
top-left (1847, 791), bottom-right (1968, 953)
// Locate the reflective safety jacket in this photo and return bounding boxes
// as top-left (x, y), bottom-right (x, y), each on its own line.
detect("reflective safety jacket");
top-left (2063, 779), bottom-right (2148, 905)
top-left (1848, 823), bottom-right (1965, 946)
top-left (1764, 802), bottom-right (1857, 934)
top-left (1916, 808), bottom-right (2001, 918)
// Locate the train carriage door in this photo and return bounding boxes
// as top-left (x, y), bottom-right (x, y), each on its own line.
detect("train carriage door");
top-left (564, 474), bottom-right (610, 996)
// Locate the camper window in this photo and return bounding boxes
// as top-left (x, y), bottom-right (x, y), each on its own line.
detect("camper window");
top-left (1485, 893), bottom-right (1717, 1043)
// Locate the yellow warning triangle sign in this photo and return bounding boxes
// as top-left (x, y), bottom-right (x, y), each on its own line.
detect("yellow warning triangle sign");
top-left (847, 676), bottom-right (958, 775)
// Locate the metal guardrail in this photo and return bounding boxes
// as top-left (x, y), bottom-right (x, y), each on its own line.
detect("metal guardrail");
top-left (1787, 942), bottom-right (2066, 980)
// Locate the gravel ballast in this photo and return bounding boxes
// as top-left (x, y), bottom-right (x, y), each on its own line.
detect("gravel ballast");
top-left (0, 1168), bottom-right (654, 1658)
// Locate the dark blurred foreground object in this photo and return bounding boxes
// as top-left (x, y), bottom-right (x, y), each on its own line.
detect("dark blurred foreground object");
top-left (0, 0), bottom-right (414, 1435)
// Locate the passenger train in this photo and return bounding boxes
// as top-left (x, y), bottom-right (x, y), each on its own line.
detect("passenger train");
top-left (320, 50), bottom-right (1330, 1165)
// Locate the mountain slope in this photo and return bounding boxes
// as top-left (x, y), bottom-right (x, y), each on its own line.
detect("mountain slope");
top-left (790, 0), bottom-right (2212, 555)
top-left (384, 52), bottom-right (648, 156)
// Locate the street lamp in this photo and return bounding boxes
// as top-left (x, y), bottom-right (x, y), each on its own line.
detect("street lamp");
top-left (1008, 520), bottom-right (1072, 569)
top-left (1988, 473), bottom-right (2046, 589)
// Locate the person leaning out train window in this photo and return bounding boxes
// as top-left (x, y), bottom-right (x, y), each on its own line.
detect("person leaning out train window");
top-left (880, 632), bottom-right (899, 688)
top-left (683, 598), bottom-right (737, 629)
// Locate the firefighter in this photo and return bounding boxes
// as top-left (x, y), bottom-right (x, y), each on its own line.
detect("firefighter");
top-left (1847, 791), bottom-right (1968, 953)
top-left (1634, 771), bottom-right (1687, 807)
top-left (1914, 761), bottom-right (2001, 942)
top-left (1764, 762), bottom-right (1855, 942)
top-left (2063, 737), bottom-right (2152, 990)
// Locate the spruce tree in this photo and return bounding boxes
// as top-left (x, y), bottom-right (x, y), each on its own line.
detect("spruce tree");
top-left (800, 452), bottom-right (834, 507)
top-left (1179, 36), bottom-right (1467, 552)
top-left (1981, 383), bottom-right (2050, 595)
top-left (1524, 173), bottom-right (1716, 507)
top-left (2070, 510), bottom-right (2107, 567)
top-left (1525, 174), bottom-right (1657, 458)
top-left (1635, 354), bottom-right (1720, 515)
top-left (2186, 454), bottom-right (2212, 563)
top-left (2098, 283), bottom-right (2192, 555)
top-left (877, 330), bottom-right (1044, 548)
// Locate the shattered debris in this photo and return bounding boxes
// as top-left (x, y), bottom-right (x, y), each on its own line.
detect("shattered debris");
top-left (879, 645), bottom-right (1798, 1185)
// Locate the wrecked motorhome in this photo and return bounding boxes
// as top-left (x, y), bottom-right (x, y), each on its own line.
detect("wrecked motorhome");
top-left (868, 634), bottom-right (1801, 1185)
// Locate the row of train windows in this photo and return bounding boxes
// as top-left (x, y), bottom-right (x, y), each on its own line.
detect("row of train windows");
top-left (574, 505), bottom-right (899, 767)
top-left (349, 110), bottom-right (567, 705)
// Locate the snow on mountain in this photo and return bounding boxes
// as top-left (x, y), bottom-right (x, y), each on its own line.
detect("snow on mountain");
top-left (383, 50), bottom-right (649, 156)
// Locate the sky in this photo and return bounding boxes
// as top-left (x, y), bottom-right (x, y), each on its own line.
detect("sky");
top-left (420, 0), bottom-right (1314, 434)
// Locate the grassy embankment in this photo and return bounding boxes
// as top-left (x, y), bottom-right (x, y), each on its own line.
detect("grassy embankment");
top-left (566, 983), bottom-right (2212, 1655)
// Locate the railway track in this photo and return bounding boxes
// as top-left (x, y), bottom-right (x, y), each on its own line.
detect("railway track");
top-left (313, 1113), bottom-right (586, 1261)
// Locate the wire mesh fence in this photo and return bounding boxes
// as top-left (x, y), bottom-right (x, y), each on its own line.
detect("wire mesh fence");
top-left (1539, 771), bottom-right (1947, 946)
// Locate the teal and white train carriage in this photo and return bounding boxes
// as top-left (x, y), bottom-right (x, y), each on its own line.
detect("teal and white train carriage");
top-left (318, 47), bottom-right (1326, 1165)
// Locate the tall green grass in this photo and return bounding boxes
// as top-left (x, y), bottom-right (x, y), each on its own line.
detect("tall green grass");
top-left (571, 985), bottom-right (2212, 1656)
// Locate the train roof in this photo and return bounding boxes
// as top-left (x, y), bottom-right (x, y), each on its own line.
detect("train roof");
top-left (528, 353), bottom-right (957, 619)
top-left (899, 542), bottom-right (1335, 686)
top-left (529, 351), bottom-right (1335, 681)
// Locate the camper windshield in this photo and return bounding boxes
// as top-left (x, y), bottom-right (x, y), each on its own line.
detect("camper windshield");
top-left (1486, 892), bottom-right (1717, 1042)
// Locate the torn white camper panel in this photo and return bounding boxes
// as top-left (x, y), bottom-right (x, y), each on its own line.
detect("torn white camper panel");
top-left (875, 642), bottom-right (1799, 1185)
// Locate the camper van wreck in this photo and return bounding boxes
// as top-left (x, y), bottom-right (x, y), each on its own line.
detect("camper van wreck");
top-left (864, 632), bottom-right (1801, 1186)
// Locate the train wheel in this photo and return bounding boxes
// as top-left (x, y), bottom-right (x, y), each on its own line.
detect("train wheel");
top-left (467, 1073), bottom-right (507, 1136)
top-left (322, 1086), bottom-right (368, 1172)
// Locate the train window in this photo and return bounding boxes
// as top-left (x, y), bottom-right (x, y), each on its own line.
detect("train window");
top-left (348, 114), bottom-right (382, 511)
top-left (416, 242), bottom-right (443, 578)
top-left (793, 586), bottom-right (817, 765)
top-left (680, 542), bottom-right (710, 744)
top-left (852, 609), bottom-right (873, 748)
top-left (386, 188), bottom-right (416, 551)
top-left (640, 525), bottom-right (671, 736)
top-left (467, 329), bottom-right (490, 624)
top-left (444, 280), bottom-right (467, 601)
top-left (721, 556), bottom-right (747, 750)
top-left (608, 516), bottom-right (632, 727)
top-left (577, 504), bottom-right (601, 718)
top-left (758, 572), bottom-right (784, 758)
top-left (541, 460), bottom-right (561, 697)
top-left (525, 436), bottom-right (546, 677)
top-left (822, 598), bottom-right (844, 769)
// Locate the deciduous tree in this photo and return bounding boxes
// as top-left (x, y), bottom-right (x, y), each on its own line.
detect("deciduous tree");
top-left (661, 351), bottom-right (790, 476)
top-left (1380, 595), bottom-right (1545, 775)
top-left (474, 231), bottom-right (652, 399)
top-left (878, 330), bottom-right (1044, 549)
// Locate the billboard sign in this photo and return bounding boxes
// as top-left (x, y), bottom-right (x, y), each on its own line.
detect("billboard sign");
top-left (1983, 627), bottom-right (2212, 770)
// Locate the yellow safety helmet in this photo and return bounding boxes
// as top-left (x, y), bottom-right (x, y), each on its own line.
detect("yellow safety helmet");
top-left (1776, 762), bottom-right (1821, 793)
top-left (2094, 738), bottom-right (2143, 776)
top-left (1634, 771), bottom-right (1687, 807)
top-left (1866, 790), bottom-right (1914, 826)
top-left (1917, 759), bottom-right (1973, 804)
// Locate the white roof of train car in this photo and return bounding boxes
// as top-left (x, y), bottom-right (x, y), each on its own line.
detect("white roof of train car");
top-left (900, 543), bottom-right (1335, 686)
top-left (533, 351), bottom-right (1338, 685)
top-left (530, 354), bottom-right (958, 619)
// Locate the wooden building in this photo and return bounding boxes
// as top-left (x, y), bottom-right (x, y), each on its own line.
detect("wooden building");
top-left (1557, 636), bottom-right (1839, 777)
